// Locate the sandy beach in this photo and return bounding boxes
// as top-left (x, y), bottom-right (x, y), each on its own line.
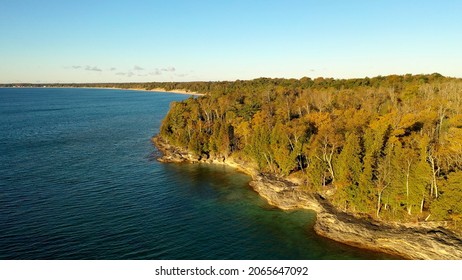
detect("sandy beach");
top-left (121, 87), bottom-right (204, 96)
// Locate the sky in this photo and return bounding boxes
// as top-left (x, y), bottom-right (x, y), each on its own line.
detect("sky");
top-left (1, 0), bottom-right (461, 83)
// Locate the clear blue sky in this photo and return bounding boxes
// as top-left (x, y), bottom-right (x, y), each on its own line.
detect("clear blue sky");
top-left (1, 0), bottom-right (461, 83)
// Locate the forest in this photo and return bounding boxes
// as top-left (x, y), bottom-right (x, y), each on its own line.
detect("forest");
top-left (156, 74), bottom-right (462, 227)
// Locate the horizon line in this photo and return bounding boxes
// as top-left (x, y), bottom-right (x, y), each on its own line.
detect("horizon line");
top-left (0, 72), bottom-right (457, 85)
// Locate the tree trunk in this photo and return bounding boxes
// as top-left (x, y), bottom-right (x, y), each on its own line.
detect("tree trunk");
top-left (438, 105), bottom-right (446, 140)
top-left (405, 159), bottom-right (412, 213)
top-left (376, 191), bottom-right (382, 218)
top-left (420, 196), bottom-right (425, 213)
top-left (376, 185), bottom-right (388, 218)
top-left (428, 155), bottom-right (439, 198)
top-left (322, 140), bottom-right (336, 183)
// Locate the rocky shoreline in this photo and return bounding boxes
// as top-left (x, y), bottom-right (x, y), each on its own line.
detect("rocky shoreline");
top-left (153, 135), bottom-right (462, 259)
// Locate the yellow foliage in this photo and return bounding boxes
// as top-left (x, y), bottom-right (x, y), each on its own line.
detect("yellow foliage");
top-left (449, 114), bottom-right (462, 128)
top-left (445, 127), bottom-right (462, 154)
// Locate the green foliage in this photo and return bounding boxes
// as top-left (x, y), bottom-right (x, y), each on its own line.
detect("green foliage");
top-left (336, 132), bottom-right (363, 186)
top-left (307, 157), bottom-right (328, 191)
top-left (334, 132), bottom-right (366, 211)
top-left (431, 173), bottom-right (462, 221)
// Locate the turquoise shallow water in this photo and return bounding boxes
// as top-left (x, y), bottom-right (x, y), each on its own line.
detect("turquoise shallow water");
top-left (0, 88), bottom-right (397, 259)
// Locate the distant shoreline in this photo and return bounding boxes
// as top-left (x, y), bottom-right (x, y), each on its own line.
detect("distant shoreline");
top-left (0, 86), bottom-right (205, 96)
top-left (123, 87), bottom-right (204, 96)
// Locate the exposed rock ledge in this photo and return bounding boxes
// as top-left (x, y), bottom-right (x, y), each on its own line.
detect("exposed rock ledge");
top-left (153, 136), bottom-right (462, 260)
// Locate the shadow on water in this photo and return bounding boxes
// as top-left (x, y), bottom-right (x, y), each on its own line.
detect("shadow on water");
top-left (160, 163), bottom-right (401, 260)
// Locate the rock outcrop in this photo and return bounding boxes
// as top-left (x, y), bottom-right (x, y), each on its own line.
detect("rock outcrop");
top-left (152, 136), bottom-right (197, 163)
top-left (314, 205), bottom-right (462, 259)
top-left (153, 135), bottom-right (462, 259)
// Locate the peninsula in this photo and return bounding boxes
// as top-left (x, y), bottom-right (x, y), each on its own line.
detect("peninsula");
top-left (152, 74), bottom-right (462, 259)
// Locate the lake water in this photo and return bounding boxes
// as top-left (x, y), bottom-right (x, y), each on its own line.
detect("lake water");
top-left (0, 88), bottom-right (397, 259)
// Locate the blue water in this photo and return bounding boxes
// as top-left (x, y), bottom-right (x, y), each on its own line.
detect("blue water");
top-left (0, 88), bottom-right (397, 259)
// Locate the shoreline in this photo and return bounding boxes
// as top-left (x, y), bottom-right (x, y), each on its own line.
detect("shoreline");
top-left (122, 87), bottom-right (205, 96)
top-left (0, 86), bottom-right (205, 96)
top-left (152, 135), bottom-right (462, 260)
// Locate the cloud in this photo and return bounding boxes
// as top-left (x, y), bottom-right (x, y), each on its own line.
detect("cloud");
top-left (115, 71), bottom-right (135, 77)
top-left (72, 65), bottom-right (82, 69)
top-left (85, 66), bottom-right (102, 72)
top-left (161, 67), bottom-right (176, 72)
top-left (113, 65), bottom-right (177, 78)
top-left (149, 69), bottom-right (162, 76)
